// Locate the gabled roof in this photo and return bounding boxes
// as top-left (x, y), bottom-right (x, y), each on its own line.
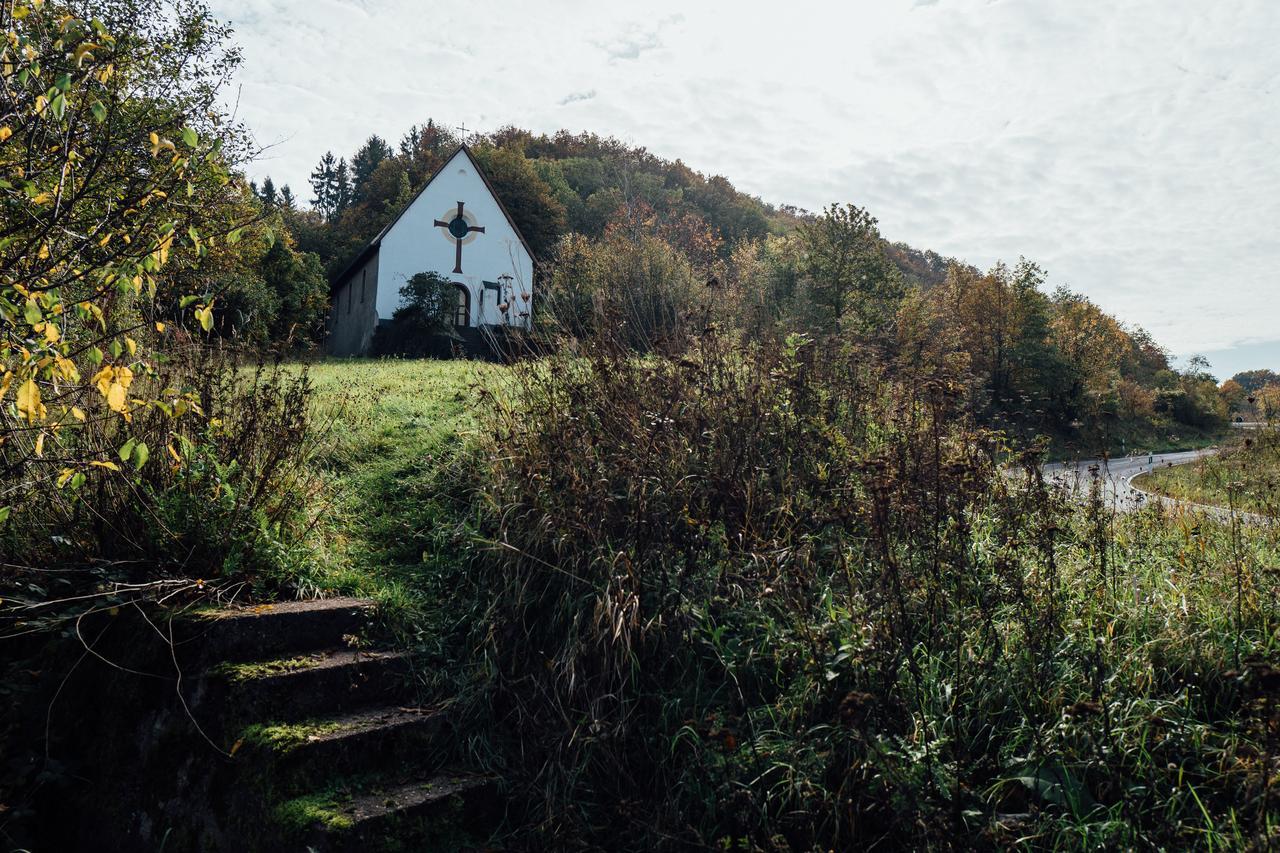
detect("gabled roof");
top-left (330, 144), bottom-right (537, 291)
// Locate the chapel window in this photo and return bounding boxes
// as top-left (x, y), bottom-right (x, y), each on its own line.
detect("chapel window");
top-left (452, 284), bottom-right (470, 327)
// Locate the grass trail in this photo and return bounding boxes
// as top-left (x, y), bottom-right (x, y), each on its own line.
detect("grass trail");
top-left (299, 358), bottom-right (497, 610)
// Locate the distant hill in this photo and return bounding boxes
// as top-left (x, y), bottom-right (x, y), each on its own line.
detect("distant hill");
top-left (266, 120), bottom-right (961, 287)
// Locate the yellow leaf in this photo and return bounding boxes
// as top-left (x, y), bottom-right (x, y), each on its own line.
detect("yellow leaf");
top-left (43, 323), bottom-right (60, 344)
top-left (16, 379), bottom-right (45, 424)
top-left (57, 468), bottom-right (74, 488)
top-left (116, 365), bottom-right (133, 390)
top-left (149, 131), bottom-right (160, 156)
top-left (229, 738), bottom-right (244, 757)
top-left (168, 444), bottom-right (182, 463)
top-left (0, 127), bottom-right (11, 142)
top-left (90, 460), bottom-right (120, 471)
top-left (0, 372), bottom-right (12, 402)
top-left (98, 232), bottom-right (110, 247)
top-left (31, 192), bottom-right (53, 206)
top-left (34, 432), bottom-right (45, 456)
top-left (34, 95), bottom-right (47, 115)
top-left (73, 42), bottom-right (99, 67)
top-left (92, 365), bottom-right (113, 397)
top-left (106, 382), bottom-right (126, 412)
top-left (54, 356), bottom-right (79, 382)
top-left (155, 321), bottom-right (166, 333)
top-left (71, 406), bottom-right (85, 421)
top-left (124, 336), bottom-right (136, 356)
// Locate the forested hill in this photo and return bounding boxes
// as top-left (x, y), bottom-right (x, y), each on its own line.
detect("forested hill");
top-left (259, 120), bottom-right (954, 290)
top-left (245, 120), bottom-right (1237, 453)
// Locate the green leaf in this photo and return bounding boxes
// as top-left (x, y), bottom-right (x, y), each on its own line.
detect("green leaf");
top-left (133, 442), bottom-right (149, 470)
top-left (262, 226), bottom-right (275, 249)
top-left (181, 126), bottom-right (197, 148)
top-left (50, 92), bottom-right (66, 120)
top-left (226, 228), bottom-right (242, 245)
top-left (54, 72), bottom-right (71, 92)
top-left (90, 100), bottom-right (107, 123)
top-left (0, 507), bottom-right (9, 524)
top-left (71, 472), bottom-right (86, 490)
top-left (197, 306), bottom-right (213, 332)
top-left (23, 299), bottom-right (41, 325)
top-left (179, 295), bottom-right (199, 309)
top-left (109, 338), bottom-right (122, 359)
top-left (86, 346), bottom-right (103, 366)
top-left (118, 438), bottom-right (136, 463)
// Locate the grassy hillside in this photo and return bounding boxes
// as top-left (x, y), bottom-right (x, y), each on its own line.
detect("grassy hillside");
top-left (1135, 429), bottom-right (1280, 514)
top-left (297, 358), bottom-right (493, 601)
top-left (273, 345), bottom-right (1280, 851)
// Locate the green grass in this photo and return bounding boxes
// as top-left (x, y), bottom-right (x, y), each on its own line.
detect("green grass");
top-left (290, 357), bottom-right (497, 598)
top-left (275, 357), bottom-right (505, 698)
top-left (1135, 430), bottom-right (1280, 514)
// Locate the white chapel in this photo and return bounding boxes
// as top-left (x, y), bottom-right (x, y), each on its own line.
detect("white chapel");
top-left (327, 145), bottom-right (535, 356)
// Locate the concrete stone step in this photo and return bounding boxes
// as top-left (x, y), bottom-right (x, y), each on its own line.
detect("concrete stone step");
top-left (194, 648), bottom-right (411, 738)
top-left (173, 597), bottom-right (377, 666)
top-left (245, 705), bottom-right (451, 791)
top-left (296, 773), bottom-right (500, 852)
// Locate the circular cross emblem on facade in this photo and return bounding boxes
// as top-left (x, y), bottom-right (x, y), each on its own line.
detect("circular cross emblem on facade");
top-left (433, 201), bottom-right (486, 273)
top-left (447, 215), bottom-right (471, 240)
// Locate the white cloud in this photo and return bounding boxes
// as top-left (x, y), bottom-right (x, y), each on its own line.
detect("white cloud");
top-left (211, 0), bottom-right (1280, 375)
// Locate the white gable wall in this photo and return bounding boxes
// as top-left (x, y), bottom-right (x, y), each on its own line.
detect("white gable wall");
top-left (375, 148), bottom-right (534, 329)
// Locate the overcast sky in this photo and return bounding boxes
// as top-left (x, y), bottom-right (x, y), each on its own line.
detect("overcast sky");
top-left (210, 0), bottom-right (1280, 379)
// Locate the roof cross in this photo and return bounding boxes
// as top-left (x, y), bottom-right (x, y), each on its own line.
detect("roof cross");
top-left (433, 201), bottom-right (485, 274)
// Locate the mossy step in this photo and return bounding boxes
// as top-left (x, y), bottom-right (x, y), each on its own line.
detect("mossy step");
top-left (173, 597), bottom-right (377, 665)
top-left (195, 648), bottom-right (411, 737)
top-left (281, 773), bottom-right (499, 853)
top-left (242, 706), bottom-right (451, 790)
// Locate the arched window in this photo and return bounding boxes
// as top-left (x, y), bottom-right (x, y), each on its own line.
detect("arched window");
top-left (452, 284), bottom-right (470, 327)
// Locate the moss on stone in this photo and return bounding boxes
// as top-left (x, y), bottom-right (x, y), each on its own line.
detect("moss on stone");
top-left (212, 654), bottom-right (323, 681)
top-left (274, 793), bottom-right (354, 832)
top-left (240, 718), bottom-right (349, 753)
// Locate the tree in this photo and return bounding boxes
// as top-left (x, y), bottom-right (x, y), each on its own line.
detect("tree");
top-left (0, 0), bottom-right (255, 510)
top-left (309, 151), bottom-right (339, 220)
top-left (351, 135), bottom-right (391, 204)
top-left (373, 272), bottom-right (459, 355)
top-left (1231, 369), bottom-right (1280, 394)
top-left (796, 204), bottom-right (903, 334)
top-left (333, 157), bottom-right (352, 215)
top-left (471, 144), bottom-right (567, 259)
top-left (259, 176), bottom-right (278, 207)
top-left (1219, 378), bottom-right (1246, 415)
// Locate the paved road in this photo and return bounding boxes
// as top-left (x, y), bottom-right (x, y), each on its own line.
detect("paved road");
top-left (1042, 448), bottom-right (1219, 513)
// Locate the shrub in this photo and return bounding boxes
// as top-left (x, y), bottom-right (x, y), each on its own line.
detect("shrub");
top-left (463, 324), bottom-right (1280, 850)
top-left (372, 271), bottom-right (461, 357)
top-left (1, 343), bottom-right (326, 591)
top-left (540, 231), bottom-right (703, 351)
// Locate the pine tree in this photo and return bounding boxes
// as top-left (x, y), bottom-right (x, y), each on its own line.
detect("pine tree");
top-left (351, 135), bottom-right (391, 204)
top-left (309, 151), bottom-right (338, 220)
top-left (260, 176), bottom-right (278, 208)
top-left (279, 185), bottom-right (297, 210)
top-left (334, 157), bottom-right (352, 217)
